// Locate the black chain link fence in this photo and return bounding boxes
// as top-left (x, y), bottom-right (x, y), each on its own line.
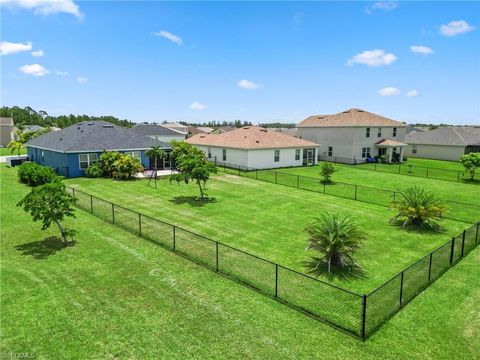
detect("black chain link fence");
top-left (216, 163), bottom-right (480, 224)
top-left (66, 186), bottom-right (480, 340)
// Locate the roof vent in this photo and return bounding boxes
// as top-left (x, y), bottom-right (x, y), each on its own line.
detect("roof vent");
top-left (243, 127), bottom-right (250, 129)
top-left (87, 122), bottom-right (94, 125)
top-left (102, 124), bottom-right (114, 128)
top-left (317, 116), bottom-right (324, 119)
top-left (256, 140), bottom-right (260, 143)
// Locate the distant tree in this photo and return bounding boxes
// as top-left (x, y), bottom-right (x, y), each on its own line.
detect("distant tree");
top-left (169, 141), bottom-right (217, 199)
top-left (17, 181), bottom-right (77, 244)
top-left (304, 213), bottom-right (365, 277)
top-left (145, 146), bottom-right (166, 188)
top-left (391, 187), bottom-right (445, 229)
top-left (460, 153), bottom-right (480, 180)
top-left (320, 162), bottom-right (336, 184)
top-left (6, 140), bottom-right (23, 156)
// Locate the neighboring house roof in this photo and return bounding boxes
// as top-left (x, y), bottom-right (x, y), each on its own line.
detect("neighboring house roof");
top-left (162, 122), bottom-right (188, 133)
top-left (376, 139), bottom-right (407, 147)
top-left (274, 128), bottom-right (298, 137)
top-left (27, 121), bottom-right (169, 152)
top-left (186, 126), bottom-right (319, 150)
top-left (197, 127), bottom-right (214, 133)
top-left (406, 127), bottom-right (480, 146)
top-left (406, 125), bottom-right (427, 134)
top-left (0, 117), bottom-right (14, 126)
top-left (211, 126), bottom-right (236, 134)
top-left (188, 127), bottom-right (207, 136)
top-left (24, 125), bottom-right (45, 132)
top-left (131, 123), bottom-right (185, 137)
top-left (298, 108), bottom-right (406, 128)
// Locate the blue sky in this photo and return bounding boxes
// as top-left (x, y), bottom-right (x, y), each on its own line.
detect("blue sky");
top-left (1, 1), bottom-right (479, 124)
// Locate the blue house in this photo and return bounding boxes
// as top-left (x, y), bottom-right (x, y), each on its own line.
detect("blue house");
top-left (26, 121), bottom-right (171, 177)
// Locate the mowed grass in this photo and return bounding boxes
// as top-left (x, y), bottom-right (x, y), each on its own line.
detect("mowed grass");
top-left (0, 146), bottom-right (27, 156)
top-left (270, 162), bottom-right (480, 209)
top-left (65, 171), bottom-right (469, 293)
top-left (2, 165), bottom-right (480, 358)
top-left (404, 157), bottom-right (465, 171)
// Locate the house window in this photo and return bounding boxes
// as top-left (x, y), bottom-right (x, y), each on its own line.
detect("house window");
top-left (125, 151), bottom-right (141, 160)
top-left (393, 127), bottom-right (397, 137)
top-left (207, 147), bottom-right (211, 159)
top-left (295, 148), bottom-right (300, 161)
top-left (79, 153), bottom-right (98, 170)
top-left (274, 150), bottom-right (280, 162)
top-left (328, 147), bottom-right (333, 157)
top-left (222, 149), bottom-right (227, 161)
top-left (377, 128), bottom-right (382, 138)
top-left (366, 128), bottom-right (370, 138)
top-left (41, 150), bottom-right (45, 162)
top-left (362, 147), bottom-right (371, 158)
top-left (412, 145), bottom-right (417, 154)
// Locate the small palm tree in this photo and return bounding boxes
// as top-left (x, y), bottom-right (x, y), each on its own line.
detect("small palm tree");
top-left (391, 187), bottom-right (445, 229)
top-left (7, 140), bottom-right (24, 156)
top-left (145, 146), bottom-right (166, 188)
top-left (304, 213), bottom-right (366, 277)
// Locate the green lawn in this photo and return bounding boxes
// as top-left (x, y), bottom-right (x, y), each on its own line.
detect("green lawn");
top-left (0, 146), bottom-right (27, 156)
top-left (1, 165), bottom-right (479, 358)
top-left (64, 172), bottom-right (470, 294)
top-left (267, 163), bottom-right (480, 210)
top-left (404, 157), bottom-right (465, 171)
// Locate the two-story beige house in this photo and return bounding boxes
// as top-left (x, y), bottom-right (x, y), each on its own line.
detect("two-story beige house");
top-left (0, 117), bottom-right (14, 147)
top-left (297, 108), bottom-right (407, 164)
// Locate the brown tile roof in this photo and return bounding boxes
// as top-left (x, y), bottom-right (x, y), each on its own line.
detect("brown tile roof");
top-left (186, 126), bottom-right (319, 149)
top-left (298, 108), bottom-right (406, 128)
top-left (376, 139), bottom-right (407, 147)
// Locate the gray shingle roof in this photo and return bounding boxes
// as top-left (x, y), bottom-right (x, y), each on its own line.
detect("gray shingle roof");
top-left (406, 126), bottom-right (480, 146)
top-left (27, 121), bottom-right (170, 152)
top-left (130, 123), bottom-right (185, 137)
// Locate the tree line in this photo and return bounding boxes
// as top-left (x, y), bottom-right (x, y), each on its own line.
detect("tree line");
top-left (1, 106), bottom-right (134, 129)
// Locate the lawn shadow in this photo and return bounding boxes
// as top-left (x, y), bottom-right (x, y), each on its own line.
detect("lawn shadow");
top-left (169, 196), bottom-right (216, 207)
top-left (389, 220), bottom-right (446, 235)
top-left (302, 258), bottom-right (367, 282)
top-left (15, 236), bottom-right (73, 259)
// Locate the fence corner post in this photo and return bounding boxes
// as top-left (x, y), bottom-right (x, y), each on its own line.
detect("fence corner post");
top-left (354, 185), bottom-right (358, 201)
top-left (361, 295), bottom-right (367, 341)
top-left (173, 225), bottom-right (176, 251)
top-left (90, 194), bottom-right (93, 213)
top-left (461, 230), bottom-right (466, 257)
top-left (450, 237), bottom-right (455, 264)
top-left (428, 253), bottom-right (433, 282)
top-left (111, 203), bottom-right (115, 224)
top-left (215, 241), bottom-right (219, 272)
top-left (399, 271), bottom-right (404, 307)
top-left (138, 213), bottom-right (142, 236)
top-left (275, 264), bottom-right (279, 298)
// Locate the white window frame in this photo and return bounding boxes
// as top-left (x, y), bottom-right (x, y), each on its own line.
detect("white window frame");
top-left (79, 153), bottom-right (98, 170)
top-left (366, 127), bottom-right (370, 138)
top-left (412, 145), bottom-right (417, 154)
top-left (274, 149), bottom-right (280, 162)
top-left (41, 150), bottom-right (45, 162)
top-left (361, 147), bottom-right (371, 158)
top-left (222, 149), bottom-right (227, 161)
top-left (377, 127), bottom-right (382, 138)
top-left (295, 148), bottom-right (300, 161)
top-left (125, 151), bottom-right (141, 160)
top-left (328, 147), bottom-right (333, 157)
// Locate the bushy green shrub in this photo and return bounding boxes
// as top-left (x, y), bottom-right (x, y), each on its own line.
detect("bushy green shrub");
top-left (99, 151), bottom-right (123, 177)
top-left (17, 162), bottom-right (58, 186)
top-left (85, 163), bottom-right (103, 178)
top-left (111, 155), bottom-right (144, 179)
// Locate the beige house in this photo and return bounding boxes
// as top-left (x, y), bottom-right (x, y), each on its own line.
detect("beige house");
top-left (186, 126), bottom-right (319, 169)
top-left (0, 117), bottom-right (14, 147)
top-left (405, 127), bottom-right (480, 161)
top-left (297, 108), bottom-right (407, 163)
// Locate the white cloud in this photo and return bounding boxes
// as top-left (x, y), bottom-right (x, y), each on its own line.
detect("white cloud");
top-left (54, 69), bottom-right (69, 76)
top-left (406, 90), bottom-right (419, 97)
top-left (154, 30), bottom-right (183, 45)
top-left (238, 79), bottom-right (260, 90)
top-left (76, 76), bottom-right (88, 84)
top-left (378, 87), bottom-right (400, 96)
top-left (365, 1), bottom-right (398, 14)
top-left (19, 63), bottom-right (49, 76)
top-left (347, 49), bottom-right (397, 67)
top-left (190, 102), bottom-right (207, 110)
top-left (0, 0), bottom-right (83, 18)
top-left (31, 49), bottom-right (44, 57)
top-left (0, 41), bottom-right (32, 55)
top-left (410, 45), bottom-right (434, 55)
top-left (440, 20), bottom-right (475, 37)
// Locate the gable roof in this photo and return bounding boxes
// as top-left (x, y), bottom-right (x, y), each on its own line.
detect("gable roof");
top-left (130, 123), bottom-right (185, 137)
top-left (188, 127), bottom-right (207, 136)
top-left (186, 126), bottom-right (319, 150)
top-left (298, 108), bottom-right (406, 128)
top-left (406, 126), bottom-right (480, 146)
top-left (27, 121), bottom-right (170, 152)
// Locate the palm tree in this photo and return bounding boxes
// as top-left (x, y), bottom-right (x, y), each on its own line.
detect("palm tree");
top-left (391, 186), bottom-right (445, 229)
top-left (145, 146), bottom-right (166, 188)
top-left (304, 213), bottom-right (366, 277)
top-left (7, 140), bottom-right (24, 156)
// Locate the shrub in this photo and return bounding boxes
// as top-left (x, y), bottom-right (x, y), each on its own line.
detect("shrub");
top-left (85, 163), bottom-right (103, 178)
top-left (111, 155), bottom-right (144, 179)
top-left (319, 162), bottom-right (336, 184)
top-left (460, 152), bottom-right (480, 180)
top-left (304, 213), bottom-right (365, 278)
top-left (391, 186), bottom-right (446, 229)
top-left (99, 151), bottom-right (123, 177)
top-left (17, 162), bottom-right (58, 186)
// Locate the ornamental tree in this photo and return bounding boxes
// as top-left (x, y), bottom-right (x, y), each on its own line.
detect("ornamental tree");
top-left (460, 152), bottom-right (480, 180)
